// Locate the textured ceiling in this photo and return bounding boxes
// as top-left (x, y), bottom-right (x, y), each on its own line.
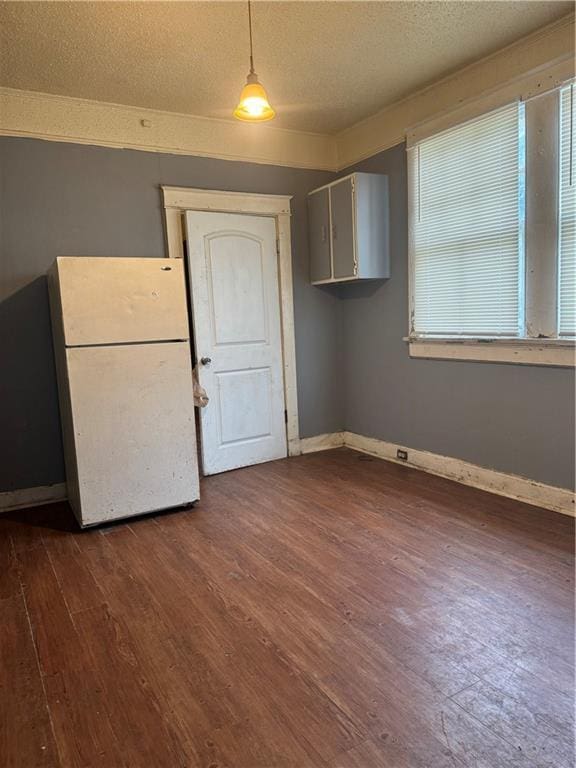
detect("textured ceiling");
top-left (0, 1), bottom-right (572, 134)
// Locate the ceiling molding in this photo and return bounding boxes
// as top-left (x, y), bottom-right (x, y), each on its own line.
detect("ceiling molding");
top-left (0, 14), bottom-right (573, 173)
top-left (404, 58), bottom-right (573, 149)
top-left (335, 13), bottom-right (575, 169)
top-left (0, 86), bottom-right (338, 171)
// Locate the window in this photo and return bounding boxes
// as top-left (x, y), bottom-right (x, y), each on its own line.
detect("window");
top-left (559, 84), bottom-right (575, 337)
top-left (411, 103), bottom-right (522, 337)
top-left (408, 82), bottom-right (575, 366)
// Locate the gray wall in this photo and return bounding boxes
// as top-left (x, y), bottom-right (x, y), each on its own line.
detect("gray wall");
top-left (0, 137), bottom-right (340, 492)
top-left (340, 143), bottom-right (575, 490)
top-left (1, 136), bottom-right (573, 495)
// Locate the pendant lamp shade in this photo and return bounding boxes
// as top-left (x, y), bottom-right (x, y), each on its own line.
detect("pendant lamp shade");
top-left (234, 72), bottom-right (275, 122)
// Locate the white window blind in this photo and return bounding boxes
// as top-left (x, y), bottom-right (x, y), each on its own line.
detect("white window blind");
top-left (412, 102), bottom-right (522, 337)
top-left (559, 84), bottom-right (575, 337)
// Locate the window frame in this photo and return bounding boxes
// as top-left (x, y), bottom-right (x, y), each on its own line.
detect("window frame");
top-left (407, 83), bottom-right (575, 368)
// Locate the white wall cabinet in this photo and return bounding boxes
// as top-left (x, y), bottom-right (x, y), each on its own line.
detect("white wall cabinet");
top-left (307, 172), bottom-right (390, 285)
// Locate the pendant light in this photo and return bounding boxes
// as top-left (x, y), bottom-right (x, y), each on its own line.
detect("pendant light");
top-left (233, 0), bottom-right (275, 122)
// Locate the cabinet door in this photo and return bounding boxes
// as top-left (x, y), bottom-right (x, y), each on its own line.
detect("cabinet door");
top-left (308, 189), bottom-right (331, 282)
top-left (330, 178), bottom-right (356, 280)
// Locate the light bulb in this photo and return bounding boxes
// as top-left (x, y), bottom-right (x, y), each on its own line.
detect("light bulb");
top-left (234, 75), bottom-right (275, 122)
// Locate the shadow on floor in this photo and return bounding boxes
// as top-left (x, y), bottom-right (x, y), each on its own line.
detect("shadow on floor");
top-left (1, 502), bottom-right (78, 534)
top-left (0, 498), bottom-right (199, 537)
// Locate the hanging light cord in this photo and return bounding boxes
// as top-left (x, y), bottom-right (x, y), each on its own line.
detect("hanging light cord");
top-left (248, 0), bottom-right (255, 74)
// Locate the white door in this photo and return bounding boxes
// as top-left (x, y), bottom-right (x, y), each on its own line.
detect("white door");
top-left (185, 211), bottom-right (287, 475)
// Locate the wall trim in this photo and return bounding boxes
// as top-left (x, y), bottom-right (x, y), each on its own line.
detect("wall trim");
top-left (0, 483), bottom-right (67, 514)
top-left (0, 86), bottom-right (337, 171)
top-left (299, 432), bottom-right (345, 454)
top-left (408, 340), bottom-right (575, 367)
top-left (163, 186), bottom-right (292, 215)
top-left (404, 59), bottom-right (572, 150)
top-left (300, 432), bottom-right (574, 517)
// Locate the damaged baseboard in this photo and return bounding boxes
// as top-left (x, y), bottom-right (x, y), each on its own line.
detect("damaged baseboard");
top-left (0, 482), bottom-right (67, 513)
top-left (299, 432), bottom-right (574, 517)
top-left (299, 432), bottom-right (345, 454)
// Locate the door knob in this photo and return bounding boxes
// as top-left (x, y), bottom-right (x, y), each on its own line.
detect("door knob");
top-left (200, 357), bottom-right (212, 366)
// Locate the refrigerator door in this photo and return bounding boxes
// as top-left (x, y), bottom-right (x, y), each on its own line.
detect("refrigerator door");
top-left (55, 257), bottom-right (190, 346)
top-left (66, 341), bottom-right (199, 526)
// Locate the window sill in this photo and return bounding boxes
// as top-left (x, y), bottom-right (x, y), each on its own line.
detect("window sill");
top-left (406, 337), bottom-right (575, 367)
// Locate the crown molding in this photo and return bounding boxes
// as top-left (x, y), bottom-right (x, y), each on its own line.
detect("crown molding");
top-left (0, 14), bottom-right (573, 172)
top-left (0, 86), bottom-right (338, 171)
top-left (335, 13), bottom-right (575, 169)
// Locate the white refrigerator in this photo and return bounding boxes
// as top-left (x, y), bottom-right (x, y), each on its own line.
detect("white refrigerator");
top-left (48, 257), bottom-right (200, 527)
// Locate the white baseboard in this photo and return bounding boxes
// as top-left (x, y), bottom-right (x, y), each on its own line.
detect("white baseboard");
top-left (0, 483), bottom-right (67, 513)
top-left (299, 432), bottom-right (345, 454)
top-left (3, 436), bottom-right (574, 518)
top-left (300, 431), bottom-right (574, 517)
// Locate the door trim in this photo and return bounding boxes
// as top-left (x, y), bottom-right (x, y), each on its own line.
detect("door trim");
top-left (161, 186), bottom-right (300, 457)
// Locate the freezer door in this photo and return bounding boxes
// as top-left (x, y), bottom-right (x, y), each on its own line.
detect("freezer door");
top-left (66, 342), bottom-right (199, 526)
top-left (54, 257), bottom-right (190, 346)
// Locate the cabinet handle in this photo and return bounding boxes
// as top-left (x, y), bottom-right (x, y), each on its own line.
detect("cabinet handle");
top-left (332, 224), bottom-right (337, 240)
top-left (321, 225), bottom-right (326, 243)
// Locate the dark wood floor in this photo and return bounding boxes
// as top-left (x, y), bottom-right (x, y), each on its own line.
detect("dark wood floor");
top-left (1, 448), bottom-right (574, 768)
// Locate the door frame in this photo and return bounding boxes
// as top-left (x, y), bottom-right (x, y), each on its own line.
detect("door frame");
top-left (161, 186), bottom-right (300, 457)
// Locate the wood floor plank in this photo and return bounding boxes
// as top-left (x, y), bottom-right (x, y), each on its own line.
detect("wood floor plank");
top-left (40, 529), bottom-right (105, 615)
top-left (0, 594), bottom-right (59, 768)
top-left (0, 525), bottom-right (19, 600)
top-left (17, 544), bottom-right (128, 768)
top-left (147, 510), bottom-right (536, 765)
top-left (451, 659), bottom-right (575, 768)
top-left (1, 448), bottom-right (573, 767)
top-left (329, 737), bottom-right (441, 768)
top-left (156, 497), bottom-right (481, 700)
top-left (103, 519), bottom-right (364, 764)
top-left (82, 519), bottom-right (320, 768)
top-left (71, 604), bottom-right (190, 768)
top-left (165, 474), bottom-right (560, 704)
top-left (77, 529), bottom-right (244, 760)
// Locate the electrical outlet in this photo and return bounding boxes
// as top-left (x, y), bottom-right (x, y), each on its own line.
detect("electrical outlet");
top-left (397, 449), bottom-right (408, 461)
